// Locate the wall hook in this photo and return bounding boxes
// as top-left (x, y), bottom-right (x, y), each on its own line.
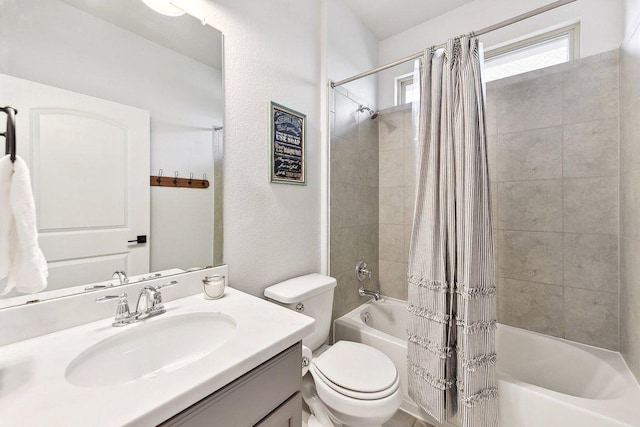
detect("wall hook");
top-left (156, 169), bottom-right (163, 184)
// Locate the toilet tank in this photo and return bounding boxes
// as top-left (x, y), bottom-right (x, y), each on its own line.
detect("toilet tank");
top-left (264, 274), bottom-right (337, 351)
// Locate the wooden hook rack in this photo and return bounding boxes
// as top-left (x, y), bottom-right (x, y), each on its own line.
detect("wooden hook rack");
top-left (150, 174), bottom-right (209, 189)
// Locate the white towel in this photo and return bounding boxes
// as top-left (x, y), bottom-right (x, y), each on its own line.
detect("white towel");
top-left (0, 155), bottom-right (16, 282)
top-left (0, 155), bottom-right (48, 295)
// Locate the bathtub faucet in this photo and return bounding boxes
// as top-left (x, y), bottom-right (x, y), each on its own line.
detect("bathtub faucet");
top-left (358, 286), bottom-right (381, 301)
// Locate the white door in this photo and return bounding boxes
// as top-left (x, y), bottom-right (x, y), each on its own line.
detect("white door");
top-left (1, 73), bottom-right (150, 291)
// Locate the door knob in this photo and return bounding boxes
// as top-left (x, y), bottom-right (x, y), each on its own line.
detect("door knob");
top-left (128, 235), bottom-right (147, 244)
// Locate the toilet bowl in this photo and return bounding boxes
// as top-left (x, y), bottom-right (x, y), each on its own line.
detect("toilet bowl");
top-left (308, 341), bottom-right (402, 426)
top-left (264, 274), bottom-right (402, 427)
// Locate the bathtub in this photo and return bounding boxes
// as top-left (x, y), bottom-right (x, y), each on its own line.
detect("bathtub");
top-left (334, 297), bottom-right (640, 427)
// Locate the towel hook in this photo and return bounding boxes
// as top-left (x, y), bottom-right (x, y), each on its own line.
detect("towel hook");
top-left (1, 106), bottom-right (18, 163)
top-left (156, 169), bottom-right (163, 184)
top-left (202, 173), bottom-right (207, 187)
top-left (188, 172), bottom-right (194, 187)
top-left (173, 171), bottom-right (179, 185)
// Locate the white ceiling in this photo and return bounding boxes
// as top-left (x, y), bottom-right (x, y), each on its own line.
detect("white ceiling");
top-left (60, 0), bottom-right (223, 70)
top-left (343, 0), bottom-right (475, 40)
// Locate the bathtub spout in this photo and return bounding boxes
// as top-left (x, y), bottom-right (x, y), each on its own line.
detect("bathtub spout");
top-left (358, 286), bottom-right (381, 301)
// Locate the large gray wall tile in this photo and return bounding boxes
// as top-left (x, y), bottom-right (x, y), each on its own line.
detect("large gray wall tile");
top-left (620, 102), bottom-right (640, 173)
top-left (563, 233), bottom-right (618, 293)
top-left (497, 180), bottom-right (562, 231)
top-left (331, 136), bottom-right (359, 185)
top-left (563, 119), bottom-right (618, 178)
top-left (621, 169), bottom-right (640, 241)
top-left (564, 287), bottom-right (619, 350)
top-left (330, 226), bottom-right (359, 275)
top-left (404, 145), bottom-right (417, 187)
top-left (380, 149), bottom-right (404, 187)
top-left (331, 182), bottom-right (362, 228)
top-left (563, 177), bottom-right (618, 234)
top-left (562, 58), bottom-right (618, 124)
top-left (380, 224), bottom-right (404, 263)
top-left (379, 110), bottom-right (404, 152)
top-left (495, 127), bottom-right (562, 181)
top-left (379, 186), bottom-right (404, 225)
top-left (403, 109), bottom-right (415, 147)
top-left (498, 278), bottom-right (564, 337)
top-left (404, 187), bottom-right (415, 225)
top-left (379, 260), bottom-right (408, 300)
top-left (497, 230), bottom-right (563, 285)
top-left (359, 185), bottom-right (379, 226)
top-left (495, 72), bottom-right (562, 134)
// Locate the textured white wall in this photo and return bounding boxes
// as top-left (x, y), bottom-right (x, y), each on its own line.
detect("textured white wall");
top-left (327, 0), bottom-right (379, 108)
top-left (177, 0), bottom-right (323, 296)
top-left (377, 0), bottom-right (624, 108)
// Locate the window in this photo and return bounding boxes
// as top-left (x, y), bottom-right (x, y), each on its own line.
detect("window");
top-left (393, 24), bottom-right (580, 105)
top-left (483, 24), bottom-right (579, 82)
top-left (395, 73), bottom-right (418, 106)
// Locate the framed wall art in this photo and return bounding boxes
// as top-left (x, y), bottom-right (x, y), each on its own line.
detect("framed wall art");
top-left (270, 101), bottom-right (306, 185)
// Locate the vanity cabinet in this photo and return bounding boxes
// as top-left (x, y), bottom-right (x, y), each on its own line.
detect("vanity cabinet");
top-left (160, 343), bottom-right (302, 427)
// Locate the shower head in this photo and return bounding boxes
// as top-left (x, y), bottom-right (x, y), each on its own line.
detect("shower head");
top-left (357, 105), bottom-right (379, 120)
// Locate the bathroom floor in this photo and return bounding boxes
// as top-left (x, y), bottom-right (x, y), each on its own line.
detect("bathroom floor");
top-left (302, 407), bottom-right (434, 427)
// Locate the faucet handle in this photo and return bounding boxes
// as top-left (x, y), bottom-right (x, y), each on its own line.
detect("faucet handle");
top-left (154, 280), bottom-right (178, 291)
top-left (146, 280), bottom-right (178, 315)
top-left (96, 293), bottom-right (135, 327)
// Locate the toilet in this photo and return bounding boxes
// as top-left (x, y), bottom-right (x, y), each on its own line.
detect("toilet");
top-left (264, 274), bottom-right (402, 427)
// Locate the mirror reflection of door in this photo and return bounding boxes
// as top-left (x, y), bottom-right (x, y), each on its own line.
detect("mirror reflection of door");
top-left (0, 0), bottom-right (223, 305)
top-left (0, 73), bottom-right (150, 293)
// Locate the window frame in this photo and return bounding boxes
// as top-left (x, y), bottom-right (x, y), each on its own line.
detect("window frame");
top-left (483, 23), bottom-right (580, 74)
top-left (394, 72), bottom-right (415, 106)
top-left (393, 23), bottom-right (581, 105)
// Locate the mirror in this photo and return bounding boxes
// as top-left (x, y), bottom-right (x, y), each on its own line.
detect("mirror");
top-left (0, 0), bottom-right (224, 309)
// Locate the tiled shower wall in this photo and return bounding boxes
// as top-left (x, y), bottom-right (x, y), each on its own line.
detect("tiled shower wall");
top-left (329, 88), bottom-right (379, 322)
top-left (487, 50), bottom-right (620, 350)
top-left (377, 105), bottom-right (414, 300)
top-left (620, 19), bottom-right (640, 378)
top-left (375, 51), bottom-right (620, 351)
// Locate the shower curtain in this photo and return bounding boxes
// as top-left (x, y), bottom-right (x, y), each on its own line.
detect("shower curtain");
top-left (407, 36), bottom-right (498, 426)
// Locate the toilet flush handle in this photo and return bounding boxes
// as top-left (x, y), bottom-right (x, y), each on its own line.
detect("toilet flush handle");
top-left (296, 303), bottom-right (304, 312)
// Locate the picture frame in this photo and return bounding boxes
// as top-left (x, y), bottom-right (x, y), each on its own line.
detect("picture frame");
top-left (270, 101), bottom-right (306, 185)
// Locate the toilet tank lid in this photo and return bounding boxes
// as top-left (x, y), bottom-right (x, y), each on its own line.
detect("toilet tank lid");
top-left (264, 273), bottom-right (337, 303)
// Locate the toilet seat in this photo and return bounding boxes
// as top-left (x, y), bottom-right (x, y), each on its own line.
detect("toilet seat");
top-left (311, 365), bottom-right (400, 400)
top-left (311, 341), bottom-right (400, 400)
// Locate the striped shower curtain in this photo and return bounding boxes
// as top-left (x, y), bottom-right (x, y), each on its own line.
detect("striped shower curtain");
top-left (407, 36), bottom-right (498, 426)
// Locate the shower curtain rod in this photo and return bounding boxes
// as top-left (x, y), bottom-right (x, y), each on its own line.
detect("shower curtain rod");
top-left (331, 0), bottom-right (577, 88)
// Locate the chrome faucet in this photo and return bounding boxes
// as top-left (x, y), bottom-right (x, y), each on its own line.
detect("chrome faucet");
top-left (112, 270), bottom-right (129, 286)
top-left (96, 280), bottom-right (178, 326)
top-left (358, 286), bottom-right (382, 301)
top-left (135, 280), bottom-right (178, 319)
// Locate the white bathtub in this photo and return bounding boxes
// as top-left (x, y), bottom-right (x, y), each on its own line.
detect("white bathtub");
top-left (334, 297), bottom-right (640, 427)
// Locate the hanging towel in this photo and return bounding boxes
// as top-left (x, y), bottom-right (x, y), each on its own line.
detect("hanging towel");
top-left (0, 155), bottom-right (16, 283)
top-left (0, 155), bottom-right (48, 295)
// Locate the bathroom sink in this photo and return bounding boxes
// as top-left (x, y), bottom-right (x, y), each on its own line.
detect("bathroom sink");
top-left (65, 312), bottom-right (236, 388)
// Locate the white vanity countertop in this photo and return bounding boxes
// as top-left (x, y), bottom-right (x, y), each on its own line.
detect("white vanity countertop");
top-left (0, 287), bottom-right (315, 427)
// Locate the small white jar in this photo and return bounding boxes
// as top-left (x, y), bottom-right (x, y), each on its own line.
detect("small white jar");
top-left (203, 274), bottom-right (225, 299)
